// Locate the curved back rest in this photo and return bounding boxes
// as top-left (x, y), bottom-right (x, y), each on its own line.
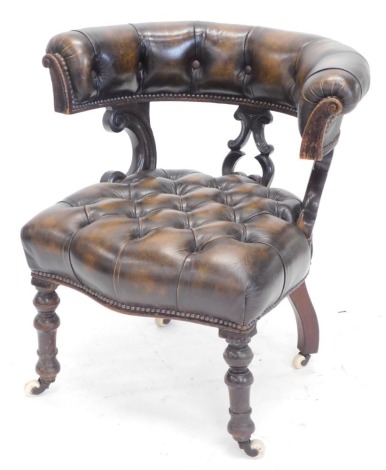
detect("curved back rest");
top-left (44, 22), bottom-right (369, 156)
top-left (46, 23), bottom-right (318, 112)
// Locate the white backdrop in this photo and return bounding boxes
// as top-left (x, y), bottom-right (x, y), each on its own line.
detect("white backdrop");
top-left (1, 1), bottom-right (384, 469)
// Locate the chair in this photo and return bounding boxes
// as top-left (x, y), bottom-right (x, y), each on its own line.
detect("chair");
top-left (21, 22), bottom-right (370, 457)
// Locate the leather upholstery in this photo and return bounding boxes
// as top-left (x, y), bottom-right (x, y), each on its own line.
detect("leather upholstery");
top-left (22, 170), bottom-right (311, 331)
top-left (22, 22), bottom-right (370, 332)
top-left (44, 22), bottom-right (370, 156)
top-left (20, 23), bottom-right (371, 455)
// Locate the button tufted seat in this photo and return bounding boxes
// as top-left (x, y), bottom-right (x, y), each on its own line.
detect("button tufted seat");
top-left (21, 21), bottom-right (370, 458)
top-left (22, 169), bottom-right (310, 330)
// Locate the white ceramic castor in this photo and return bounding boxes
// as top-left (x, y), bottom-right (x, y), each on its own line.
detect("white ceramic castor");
top-left (24, 379), bottom-right (41, 396)
top-left (155, 318), bottom-right (171, 327)
top-left (249, 439), bottom-right (265, 458)
top-left (293, 353), bottom-right (311, 369)
top-left (239, 438), bottom-right (265, 458)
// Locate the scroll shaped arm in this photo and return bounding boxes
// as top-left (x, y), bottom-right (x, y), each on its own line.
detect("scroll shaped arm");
top-left (223, 106), bottom-right (274, 187)
top-left (296, 45), bottom-right (370, 160)
top-left (294, 37), bottom-right (370, 234)
top-left (100, 103), bottom-right (157, 182)
top-left (42, 54), bottom-right (74, 114)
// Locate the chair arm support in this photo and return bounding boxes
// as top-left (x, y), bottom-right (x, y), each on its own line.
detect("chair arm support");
top-left (297, 150), bottom-right (334, 239)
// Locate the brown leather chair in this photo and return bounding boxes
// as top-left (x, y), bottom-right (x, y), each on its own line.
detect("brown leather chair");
top-left (21, 22), bottom-right (370, 457)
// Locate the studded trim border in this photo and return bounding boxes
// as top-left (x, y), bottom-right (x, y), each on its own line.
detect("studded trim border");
top-left (31, 270), bottom-right (256, 332)
top-left (31, 270), bottom-right (308, 333)
top-left (72, 93), bottom-right (298, 116)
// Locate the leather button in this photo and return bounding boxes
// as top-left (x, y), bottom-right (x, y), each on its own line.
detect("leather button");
top-left (245, 65), bottom-right (252, 74)
top-left (192, 60), bottom-right (200, 69)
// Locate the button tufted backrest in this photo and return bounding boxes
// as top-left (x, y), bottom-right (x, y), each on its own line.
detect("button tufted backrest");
top-left (47, 23), bottom-right (317, 107)
top-left (44, 22), bottom-right (369, 124)
top-left (43, 21), bottom-right (370, 165)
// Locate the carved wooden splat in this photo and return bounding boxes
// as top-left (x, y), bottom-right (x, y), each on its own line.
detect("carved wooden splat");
top-left (223, 106), bottom-right (275, 187)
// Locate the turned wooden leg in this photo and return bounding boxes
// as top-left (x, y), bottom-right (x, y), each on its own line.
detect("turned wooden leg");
top-left (289, 282), bottom-right (319, 367)
top-left (219, 328), bottom-right (264, 458)
top-left (25, 278), bottom-right (61, 396)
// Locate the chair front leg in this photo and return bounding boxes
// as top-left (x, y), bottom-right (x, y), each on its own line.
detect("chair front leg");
top-left (219, 328), bottom-right (264, 458)
top-left (25, 277), bottom-right (61, 396)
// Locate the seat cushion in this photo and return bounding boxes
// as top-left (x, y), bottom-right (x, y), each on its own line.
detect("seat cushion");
top-left (21, 169), bottom-right (311, 331)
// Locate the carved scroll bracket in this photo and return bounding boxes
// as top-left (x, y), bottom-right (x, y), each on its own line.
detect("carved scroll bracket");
top-left (222, 106), bottom-right (275, 187)
top-left (100, 102), bottom-right (157, 183)
top-left (300, 97), bottom-right (343, 161)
